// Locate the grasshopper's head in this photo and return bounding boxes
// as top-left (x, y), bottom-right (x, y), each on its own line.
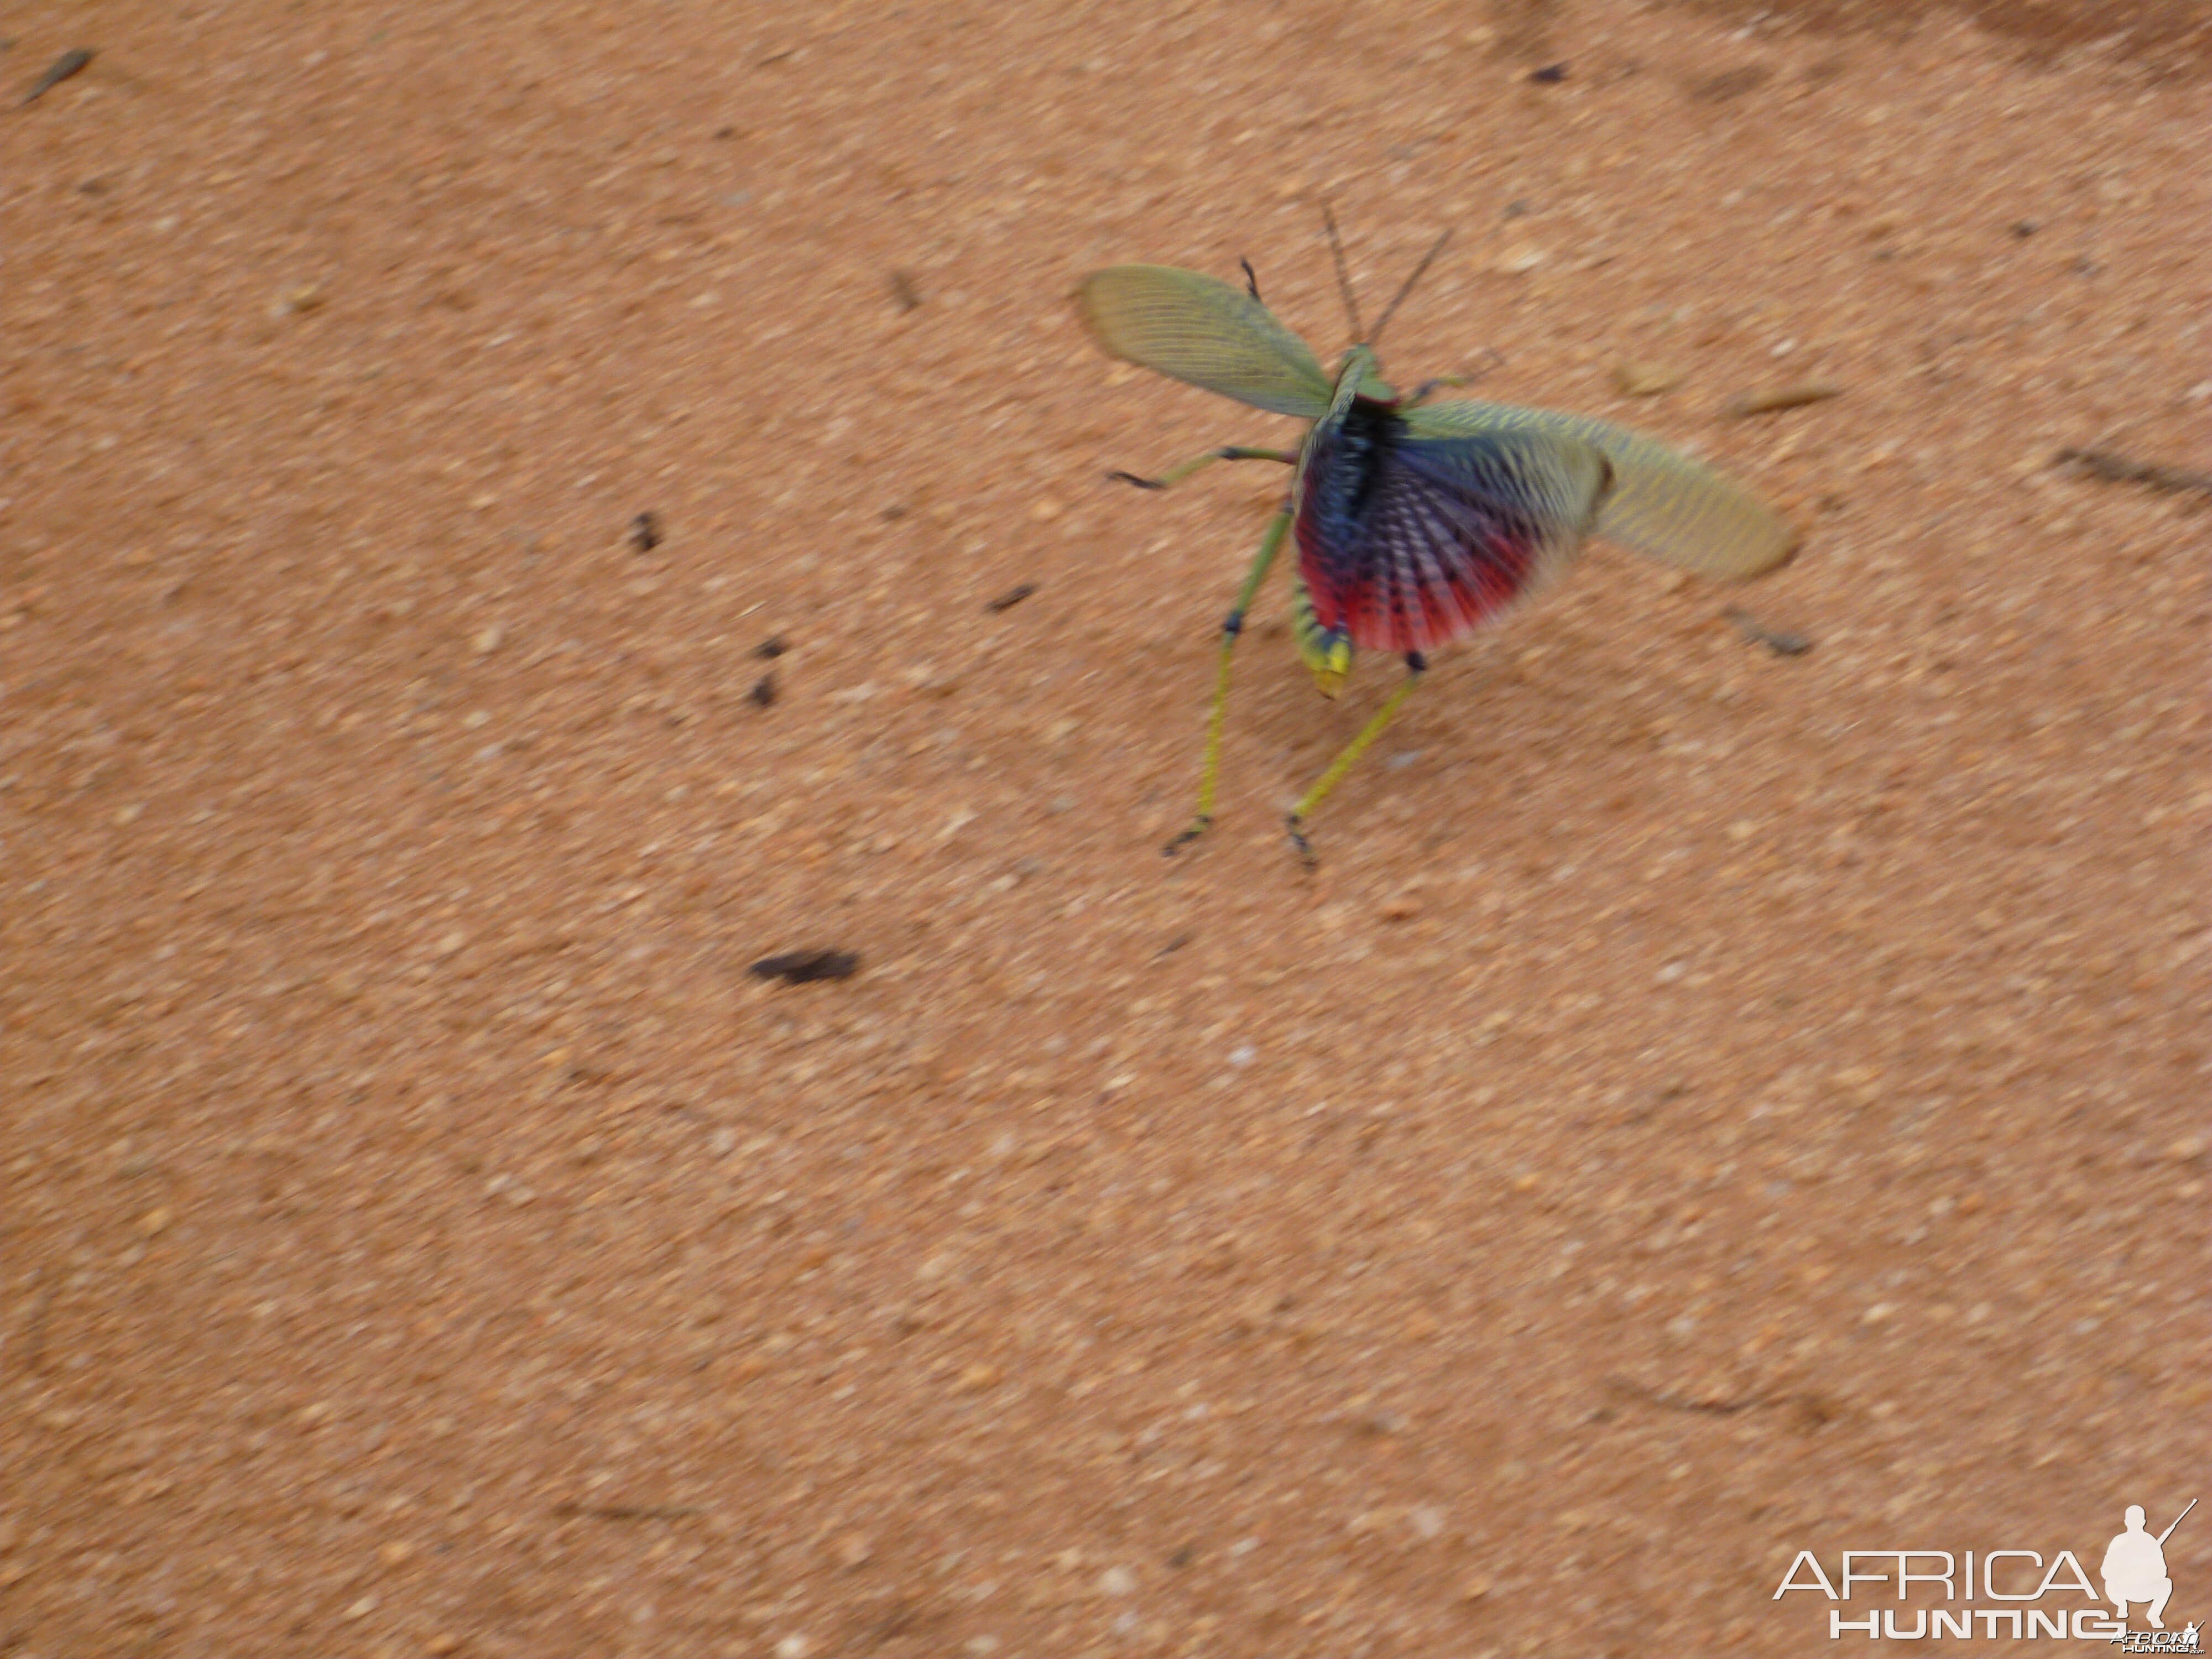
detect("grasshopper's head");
top-left (1329, 344), bottom-right (1395, 408)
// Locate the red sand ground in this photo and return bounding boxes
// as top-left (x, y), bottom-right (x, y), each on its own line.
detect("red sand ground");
top-left (3, 2), bottom-right (2207, 1655)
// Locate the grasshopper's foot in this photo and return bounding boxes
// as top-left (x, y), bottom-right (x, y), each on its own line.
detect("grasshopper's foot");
top-left (1163, 815), bottom-right (1213, 857)
top-left (1109, 469), bottom-right (1165, 491)
top-left (1284, 813), bottom-right (1318, 870)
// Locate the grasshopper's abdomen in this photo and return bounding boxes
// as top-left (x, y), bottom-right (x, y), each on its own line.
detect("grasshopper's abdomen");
top-left (1303, 395), bottom-right (1405, 544)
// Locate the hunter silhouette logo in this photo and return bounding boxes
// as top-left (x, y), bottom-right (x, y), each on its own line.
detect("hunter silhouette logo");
top-left (1772, 1496), bottom-right (2198, 1645)
top-left (2106, 1501), bottom-right (2197, 1653)
top-left (2106, 1503), bottom-right (2188, 1627)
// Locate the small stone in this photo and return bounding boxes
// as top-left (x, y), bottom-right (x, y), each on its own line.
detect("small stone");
top-left (1494, 243), bottom-right (1546, 275)
top-left (1227, 1044), bottom-right (1256, 1068)
top-left (471, 624), bottom-right (504, 655)
top-left (957, 1363), bottom-right (1000, 1392)
top-left (433, 930), bottom-right (467, 958)
top-left (834, 1533), bottom-right (873, 1569)
top-left (1098, 1565), bottom-right (1138, 1597)
top-left (1862, 1301), bottom-right (1896, 1326)
top-left (424, 1639), bottom-right (460, 1657)
top-left (1409, 1505), bottom-right (1447, 1540)
top-left (1405, 1310), bottom-right (1439, 1340)
top-left (776, 1639), bottom-right (811, 1659)
top-left (1723, 382), bottom-right (1843, 417)
top-left (1030, 498), bottom-right (1062, 521)
top-left (342, 1595), bottom-right (377, 1620)
top-left (1379, 893), bottom-right (1420, 922)
top-left (1612, 359), bottom-right (1683, 396)
top-left (113, 802), bottom-right (144, 826)
top-left (138, 1207), bottom-right (173, 1236)
top-left (1511, 1172), bottom-right (1539, 1193)
top-left (272, 282), bottom-right (326, 319)
top-left (1460, 1577), bottom-right (1491, 1602)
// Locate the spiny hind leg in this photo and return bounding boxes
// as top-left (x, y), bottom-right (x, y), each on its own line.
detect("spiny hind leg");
top-left (1111, 446), bottom-right (1296, 492)
top-left (1165, 505), bottom-right (1291, 855)
top-left (1284, 653), bottom-right (1426, 868)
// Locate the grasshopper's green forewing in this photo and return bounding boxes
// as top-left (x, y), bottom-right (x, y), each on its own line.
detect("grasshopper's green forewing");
top-left (1404, 400), bottom-right (1798, 580)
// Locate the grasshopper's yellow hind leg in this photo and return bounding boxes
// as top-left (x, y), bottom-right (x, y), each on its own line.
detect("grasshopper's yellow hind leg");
top-left (1165, 504), bottom-right (1292, 855)
top-left (1284, 653), bottom-right (1426, 868)
top-left (1112, 445), bottom-right (1297, 492)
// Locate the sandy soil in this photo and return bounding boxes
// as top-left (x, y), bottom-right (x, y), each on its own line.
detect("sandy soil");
top-left (3, 2), bottom-right (2208, 1655)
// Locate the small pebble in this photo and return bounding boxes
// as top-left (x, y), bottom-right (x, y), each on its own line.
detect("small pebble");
top-left (1724, 382), bottom-right (1843, 416)
top-left (1612, 359), bottom-right (1683, 397)
top-left (1098, 1565), bottom-right (1138, 1597)
top-left (752, 635), bottom-right (788, 659)
top-left (629, 512), bottom-right (661, 552)
top-left (270, 282), bottom-right (326, 319)
top-left (471, 624), bottom-right (503, 655)
top-left (750, 949), bottom-right (859, 984)
top-left (1379, 894), bottom-right (1421, 922)
top-left (20, 46), bottom-right (92, 107)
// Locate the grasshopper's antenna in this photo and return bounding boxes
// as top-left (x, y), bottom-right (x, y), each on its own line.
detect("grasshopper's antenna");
top-left (1319, 202), bottom-right (1366, 343)
top-left (1371, 228), bottom-right (1453, 348)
